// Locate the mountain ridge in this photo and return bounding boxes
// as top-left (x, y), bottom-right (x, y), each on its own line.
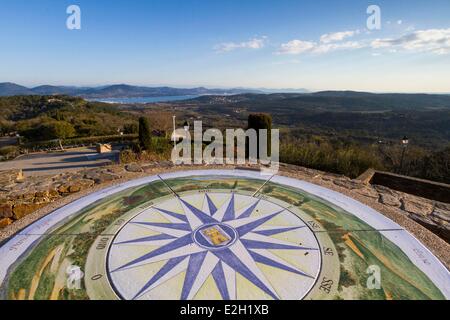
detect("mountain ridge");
top-left (0, 82), bottom-right (266, 98)
top-left (2, 82), bottom-right (448, 100)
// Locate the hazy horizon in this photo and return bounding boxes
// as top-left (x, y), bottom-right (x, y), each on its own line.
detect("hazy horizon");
top-left (3, 81), bottom-right (450, 95)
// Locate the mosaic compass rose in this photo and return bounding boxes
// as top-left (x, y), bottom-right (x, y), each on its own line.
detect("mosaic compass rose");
top-left (107, 193), bottom-right (321, 300)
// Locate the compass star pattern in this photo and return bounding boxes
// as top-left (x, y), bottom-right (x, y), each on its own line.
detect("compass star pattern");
top-left (108, 193), bottom-right (321, 300)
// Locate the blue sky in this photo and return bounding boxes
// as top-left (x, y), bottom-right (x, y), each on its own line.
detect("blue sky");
top-left (0, 0), bottom-right (449, 92)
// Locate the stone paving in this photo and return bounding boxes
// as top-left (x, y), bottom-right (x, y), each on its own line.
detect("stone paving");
top-left (0, 147), bottom-right (119, 177)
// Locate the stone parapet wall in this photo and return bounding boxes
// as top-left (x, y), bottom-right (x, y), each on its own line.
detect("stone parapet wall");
top-left (0, 163), bottom-right (155, 227)
top-left (277, 163), bottom-right (449, 243)
top-left (358, 169), bottom-right (450, 203)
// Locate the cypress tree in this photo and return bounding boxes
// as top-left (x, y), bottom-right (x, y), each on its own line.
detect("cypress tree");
top-left (139, 117), bottom-right (152, 150)
top-left (248, 113), bottom-right (272, 157)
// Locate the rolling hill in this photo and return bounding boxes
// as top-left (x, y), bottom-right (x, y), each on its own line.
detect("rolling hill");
top-left (0, 83), bottom-right (34, 96)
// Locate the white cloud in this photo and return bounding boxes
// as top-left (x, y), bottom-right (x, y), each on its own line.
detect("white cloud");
top-left (214, 37), bottom-right (267, 52)
top-left (276, 39), bottom-right (363, 55)
top-left (371, 28), bottom-right (450, 54)
top-left (313, 41), bottom-right (363, 54)
top-left (226, 28), bottom-right (450, 57)
top-left (276, 29), bottom-right (363, 55)
top-left (320, 30), bottom-right (359, 43)
top-left (277, 40), bottom-right (316, 55)
top-left (397, 20), bottom-right (403, 25)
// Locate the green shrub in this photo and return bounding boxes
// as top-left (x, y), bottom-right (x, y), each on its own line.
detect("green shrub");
top-left (124, 123), bottom-right (139, 134)
top-left (150, 137), bottom-right (171, 154)
top-left (21, 120), bottom-right (76, 141)
top-left (23, 134), bottom-right (138, 150)
top-left (119, 138), bottom-right (172, 164)
top-left (280, 139), bottom-right (384, 178)
top-left (0, 145), bottom-right (18, 156)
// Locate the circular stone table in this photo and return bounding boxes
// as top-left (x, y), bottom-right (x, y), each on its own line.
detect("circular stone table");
top-left (0, 169), bottom-right (448, 300)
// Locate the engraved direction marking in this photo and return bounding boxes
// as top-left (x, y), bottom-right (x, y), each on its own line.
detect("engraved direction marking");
top-left (307, 220), bottom-right (321, 231)
top-left (138, 202), bottom-right (154, 210)
top-left (96, 237), bottom-right (111, 250)
top-left (319, 277), bottom-right (334, 294)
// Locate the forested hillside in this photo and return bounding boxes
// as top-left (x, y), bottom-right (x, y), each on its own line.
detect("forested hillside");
top-left (0, 95), bottom-right (136, 139)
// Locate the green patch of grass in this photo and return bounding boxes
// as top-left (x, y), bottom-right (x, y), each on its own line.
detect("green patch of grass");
top-left (7, 235), bottom-right (66, 299)
top-left (34, 263), bottom-right (55, 300)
